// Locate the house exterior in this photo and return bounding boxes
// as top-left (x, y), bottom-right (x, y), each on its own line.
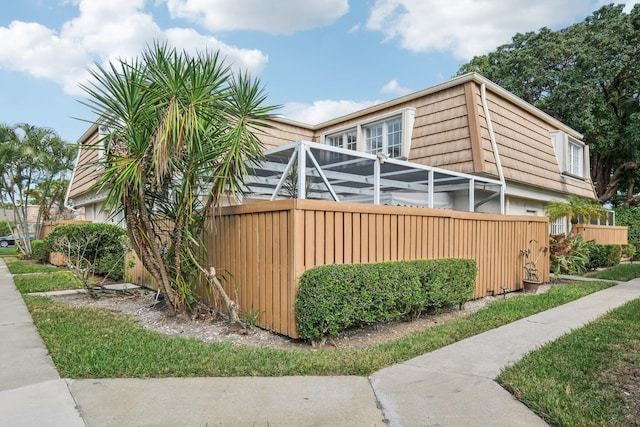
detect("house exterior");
top-left (64, 73), bottom-right (610, 337)
top-left (66, 73), bottom-right (597, 231)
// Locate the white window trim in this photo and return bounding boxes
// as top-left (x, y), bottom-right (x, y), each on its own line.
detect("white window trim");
top-left (321, 107), bottom-right (416, 159)
top-left (550, 130), bottom-right (589, 180)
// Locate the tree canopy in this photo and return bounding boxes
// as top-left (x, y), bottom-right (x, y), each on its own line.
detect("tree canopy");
top-left (81, 43), bottom-right (276, 316)
top-left (457, 4), bottom-right (640, 204)
top-left (0, 123), bottom-right (76, 257)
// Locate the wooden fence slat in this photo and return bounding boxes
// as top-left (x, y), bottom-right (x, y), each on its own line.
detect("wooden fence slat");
top-left (129, 199), bottom-right (570, 338)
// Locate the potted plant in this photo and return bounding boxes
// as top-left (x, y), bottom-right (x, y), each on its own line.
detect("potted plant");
top-left (519, 239), bottom-right (548, 292)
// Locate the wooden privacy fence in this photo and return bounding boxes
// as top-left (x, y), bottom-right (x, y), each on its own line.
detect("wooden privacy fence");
top-left (575, 224), bottom-right (628, 245)
top-left (207, 199), bottom-right (549, 338)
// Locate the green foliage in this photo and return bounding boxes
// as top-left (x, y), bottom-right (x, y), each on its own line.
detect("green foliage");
top-left (602, 245), bottom-right (622, 268)
top-left (294, 259), bottom-right (477, 343)
top-left (0, 219), bottom-right (12, 236)
top-left (584, 241), bottom-right (607, 270)
top-left (80, 42), bottom-right (276, 313)
top-left (30, 240), bottom-right (48, 263)
top-left (587, 263), bottom-right (640, 281)
top-left (458, 4), bottom-right (640, 202)
top-left (0, 123), bottom-right (77, 258)
top-left (14, 271), bottom-right (83, 294)
top-left (25, 280), bottom-right (612, 378)
top-left (549, 235), bottom-right (589, 276)
top-left (4, 256), bottom-right (58, 274)
top-left (620, 244), bottom-right (635, 260)
top-left (613, 206), bottom-right (640, 244)
top-left (498, 299), bottom-right (640, 427)
top-left (45, 223), bottom-right (127, 280)
top-left (630, 243), bottom-right (640, 262)
top-left (520, 239), bottom-right (547, 281)
top-left (544, 196), bottom-right (607, 231)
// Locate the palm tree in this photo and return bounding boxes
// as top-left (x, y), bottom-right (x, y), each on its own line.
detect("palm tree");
top-left (545, 195), bottom-right (607, 236)
top-left (81, 43), bottom-right (276, 318)
top-left (0, 123), bottom-right (74, 257)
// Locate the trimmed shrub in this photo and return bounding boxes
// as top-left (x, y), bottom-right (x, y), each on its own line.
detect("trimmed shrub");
top-left (630, 243), bottom-right (640, 262)
top-left (294, 259), bottom-right (477, 343)
top-left (30, 240), bottom-right (48, 263)
top-left (620, 244), bottom-right (636, 261)
top-left (45, 223), bottom-right (127, 280)
top-left (584, 242), bottom-right (623, 270)
top-left (603, 244), bottom-right (622, 267)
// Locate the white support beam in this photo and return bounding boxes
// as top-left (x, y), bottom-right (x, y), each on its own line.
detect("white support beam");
top-left (297, 143), bottom-right (307, 199)
top-left (428, 169), bottom-right (434, 209)
top-left (374, 158), bottom-right (381, 205)
top-left (469, 178), bottom-right (475, 212)
top-left (306, 148), bottom-right (340, 202)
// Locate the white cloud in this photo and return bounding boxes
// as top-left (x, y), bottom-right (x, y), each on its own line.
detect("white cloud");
top-left (281, 99), bottom-right (381, 124)
top-left (366, 0), bottom-right (640, 59)
top-left (381, 79), bottom-right (411, 96)
top-left (165, 28), bottom-right (268, 74)
top-left (164, 0), bottom-right (349, 34)
top-left (0, 0), bottom-right (268, 95)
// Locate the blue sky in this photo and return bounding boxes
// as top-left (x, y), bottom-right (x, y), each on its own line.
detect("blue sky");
top-left (1, 0), bottom-right (638, 143)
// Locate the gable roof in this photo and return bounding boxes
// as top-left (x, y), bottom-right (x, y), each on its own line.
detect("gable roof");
top-left (268, 73), bottom-right (596, 200)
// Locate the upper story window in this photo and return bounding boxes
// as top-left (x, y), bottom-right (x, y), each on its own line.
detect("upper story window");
top-left (327, 129), bottom-right (357, 150)
top-left (364, 117), bottom-right (402, 158)
top-left (568, 138), bottom-right (584, 177)
top-left (322, 107), bottom-right (416, 159)
top-left (550, 130), bottom-right (589, 180)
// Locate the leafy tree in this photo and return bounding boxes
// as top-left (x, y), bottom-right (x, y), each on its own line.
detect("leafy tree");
top-left (458, 4), bottom-right (640, 204)
top-left (80, 43), bottom-right (276, 318)
top-left (545, 195), bottom-right (607, 236)
top-left (0, 123), bottom-right (77, 257)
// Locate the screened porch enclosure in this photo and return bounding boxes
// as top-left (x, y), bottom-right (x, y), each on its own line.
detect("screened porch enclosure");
top-left (243, 140), bottom-right (505, 214)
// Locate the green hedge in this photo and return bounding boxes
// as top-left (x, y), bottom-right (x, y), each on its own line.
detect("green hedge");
top-left (30, 240), bottom-right (48, 263)
top-left (45, 223), bottom-right (127, 280)
top-left (294, 259), bottom-right (477, 343)
top-left (584, 242), bottom-right (623, 270)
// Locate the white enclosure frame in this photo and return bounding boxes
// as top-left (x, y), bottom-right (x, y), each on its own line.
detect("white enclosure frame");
top-left (243, 140), bottom-right (505, 214)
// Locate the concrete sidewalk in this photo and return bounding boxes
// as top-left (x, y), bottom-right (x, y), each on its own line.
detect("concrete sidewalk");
top-left (0, 260), bottom-right (85, 427)
top-left (1, 256), bottom-right (639, 426)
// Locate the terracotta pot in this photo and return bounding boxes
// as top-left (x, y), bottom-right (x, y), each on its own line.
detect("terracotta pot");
top-left (522, 279), bottom-right (543, 293)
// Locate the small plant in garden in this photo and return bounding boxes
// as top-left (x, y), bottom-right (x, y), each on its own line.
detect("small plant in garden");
top-left (45, 223), bottom-right (129, 297)
top-left (549, 234), bottom-right (590, 277)
top-left (520, 240), bottom-right (547, 281)
top-left (240, 305), bottom-right (262, 326)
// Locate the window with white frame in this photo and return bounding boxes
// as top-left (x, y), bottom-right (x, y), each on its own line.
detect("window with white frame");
top-left (550, 216), bottom-right (566, 235)
top-left (568, 138), bottom-right (584, 177)
top-left (327, 129), bottom-right (357, 151)
top-left (323, 108), bottom-right (415, 159)
top-left (551, 131), bottom-right (588, 179)
top-left (365, 117), bottom-right (402, 158)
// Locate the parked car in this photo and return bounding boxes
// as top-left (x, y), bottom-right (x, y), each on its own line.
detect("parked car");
top-left (0, 233), bottom-right (36, 248)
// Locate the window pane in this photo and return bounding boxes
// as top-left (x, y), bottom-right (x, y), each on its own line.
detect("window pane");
top-left (346, 130), bottom-right (357, 151)
top-left (569, 141), bottom-right (583, 176)
top-left (365, 124), bottom-right (383, 154)
top-left (327, 135), bottom-right (342, 147)
top-left (386, 118), bottom-right (402, 158)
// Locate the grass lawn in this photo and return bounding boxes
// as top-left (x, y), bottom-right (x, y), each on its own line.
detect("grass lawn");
top-left (586, 263), bottom-right (640, 281)
top-left (13, 271), bottom-right (83, 293)
top-left (4, 256), bottom-right (60, 274)
top-left (24, 280), bottom-right (614, 378)
top-left (0, 247), bottom-right (17, 256)
top-left (498, 298), bottom-right (640, 427)
top-left (4, 256), bottom-right (83, 293)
